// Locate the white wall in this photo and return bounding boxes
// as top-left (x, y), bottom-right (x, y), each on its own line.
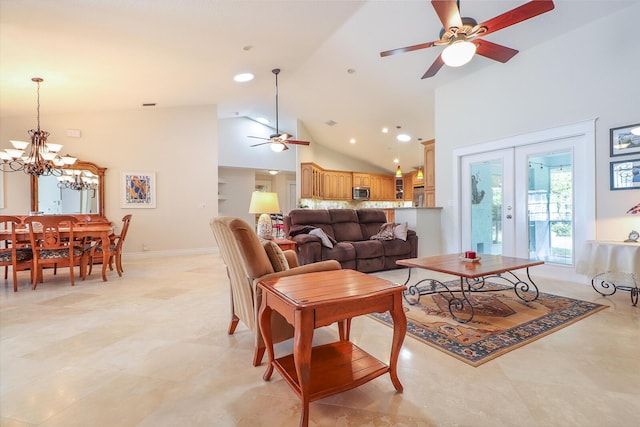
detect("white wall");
top-left (1, 105), bottom-right (218, 255)
top-left (297, 120), bottom-right (389, 174)
top-left (435, 3), bottom-right (640, 252)
top-left (217, 167), bottom-right (255, 225)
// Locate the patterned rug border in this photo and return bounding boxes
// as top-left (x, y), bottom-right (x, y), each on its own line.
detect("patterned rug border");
top-left (370, 283), bottom-right (608, 367)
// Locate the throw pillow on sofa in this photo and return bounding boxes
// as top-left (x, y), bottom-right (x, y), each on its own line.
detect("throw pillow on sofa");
top-left (309, 228), bottom-right (334, 248)
top-left (394, 222), bottom-right (408, 241)
top-left (370, 222), bottom-right (395, 241)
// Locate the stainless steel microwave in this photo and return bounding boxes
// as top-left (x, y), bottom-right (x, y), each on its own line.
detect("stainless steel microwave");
top-left (352, 187), bottom-right (370, 200)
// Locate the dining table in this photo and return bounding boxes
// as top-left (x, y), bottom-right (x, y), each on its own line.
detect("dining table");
top-left (1, 221), bottom-right (115, 282)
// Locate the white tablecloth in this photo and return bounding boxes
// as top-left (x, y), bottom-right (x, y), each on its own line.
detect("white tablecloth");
top-left (575, 240), bottom-right (640, 279)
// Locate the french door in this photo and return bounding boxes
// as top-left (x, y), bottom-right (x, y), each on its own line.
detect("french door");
top-left (461, 149), bottom-right (515, 256)
top-left (456, 124), bottom-right (595, 280)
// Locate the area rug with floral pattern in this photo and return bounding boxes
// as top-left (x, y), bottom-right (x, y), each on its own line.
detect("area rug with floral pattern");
top-left (370, 282), bottom-right (607, 366)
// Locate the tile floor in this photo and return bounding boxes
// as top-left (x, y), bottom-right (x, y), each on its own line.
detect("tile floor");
top-left (1, 253), bottom-right (638, 426)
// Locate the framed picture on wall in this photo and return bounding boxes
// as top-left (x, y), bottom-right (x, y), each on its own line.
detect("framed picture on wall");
top-left (610, 123), bottom-right (640, 157)
top-left (610, 158), bottom-right (640, 190)
top-left (121, 171), bottom-right (156, 208)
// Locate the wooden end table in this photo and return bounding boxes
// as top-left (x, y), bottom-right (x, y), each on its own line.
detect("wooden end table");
top-left (272, 238), bottom-right (296, 252)
top-left (258, 269), bottom-right (407, 427)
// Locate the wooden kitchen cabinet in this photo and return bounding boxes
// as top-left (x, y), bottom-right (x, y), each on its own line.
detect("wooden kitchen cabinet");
top-left (301, 163), bottom-right (396, 201)
top-left (352, 173), bottom-right (371, 188)
top-left (301, 163), bottom-right (324, 199)
top-left (422, 140), bottom-right (435, 207)
top-left (323, 170), bottom-right (352, 200)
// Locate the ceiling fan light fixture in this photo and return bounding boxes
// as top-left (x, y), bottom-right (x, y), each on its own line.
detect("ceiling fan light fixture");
top-left (442, 40), bottom-right (477, 67)
top-left (270, 142), bottom-right (285, 153)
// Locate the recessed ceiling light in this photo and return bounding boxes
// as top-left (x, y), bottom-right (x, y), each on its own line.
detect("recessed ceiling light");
top-left (256, 117), bottom-right (270, 125)
top-left (382, 127), bottom-right (389, 133)
top-left (349, 138), bottom-right (356, 144)
top-left (397, 134), bottom-right (411, 142)
top-left (234, 73), bottom-right (254, 82)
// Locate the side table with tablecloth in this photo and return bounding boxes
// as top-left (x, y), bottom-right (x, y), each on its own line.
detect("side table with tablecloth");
top-left (576, 240), bottom-right (640, 306)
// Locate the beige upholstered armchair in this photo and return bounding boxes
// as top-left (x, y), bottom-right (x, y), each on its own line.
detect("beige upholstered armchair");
top-left (210, 216), bottom-right (341, 366)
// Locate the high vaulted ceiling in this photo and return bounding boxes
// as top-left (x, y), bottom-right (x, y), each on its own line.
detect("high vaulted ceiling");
top-left (0, 0), bottom-right (634, 173)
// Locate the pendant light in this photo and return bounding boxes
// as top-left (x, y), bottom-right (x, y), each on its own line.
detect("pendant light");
top-left (416, 139), bottom-right (424, 179)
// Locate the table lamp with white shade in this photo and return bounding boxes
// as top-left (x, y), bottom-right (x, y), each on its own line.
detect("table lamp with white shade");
top-left (249, 191), bottom-right (280, 240)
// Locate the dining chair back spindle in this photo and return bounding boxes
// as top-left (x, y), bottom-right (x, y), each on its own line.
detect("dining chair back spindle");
top-left (23, 215), bottom-right (88, 289)
top-left (0, 216), bottom-right (34, 292)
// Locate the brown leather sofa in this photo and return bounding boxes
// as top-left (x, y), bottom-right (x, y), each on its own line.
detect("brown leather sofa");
top-left (284, 209), bottom-right (417, 273)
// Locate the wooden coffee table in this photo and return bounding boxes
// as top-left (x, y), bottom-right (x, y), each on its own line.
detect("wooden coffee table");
top-left (258, 269), bottom-right (407, 427)
top-left (397, 254), bottom-right (544, 323)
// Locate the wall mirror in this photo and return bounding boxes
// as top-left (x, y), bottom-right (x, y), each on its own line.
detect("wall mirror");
top-left (30, 160), bottom-right (106, 216)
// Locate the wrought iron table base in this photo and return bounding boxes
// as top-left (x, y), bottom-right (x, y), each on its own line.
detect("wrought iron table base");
top-left (591, 272), bottom-right (638, 306)
top-left (402, 267), bottom-right (540, 323)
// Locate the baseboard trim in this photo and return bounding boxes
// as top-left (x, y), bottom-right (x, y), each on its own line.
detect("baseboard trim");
top-left (123, 247), bottom-right (219, 260)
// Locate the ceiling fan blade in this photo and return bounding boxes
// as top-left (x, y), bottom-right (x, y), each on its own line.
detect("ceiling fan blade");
top-left (474, 40), bottom-right (519, 63)
top-left (248, 135), bottom-right (270, 141)
top-left (421, 54), bottom-right (445, 79)
top-left (476, 0), bottom-right (555, 37)
top-left (431, 0), bottom-right (463, 31)
top-left (250, 142), bottom-right (271, 147)
top-left (380, 41), bottom-right (437, 57)
top-left (286, 139), bottom-right (311, 146)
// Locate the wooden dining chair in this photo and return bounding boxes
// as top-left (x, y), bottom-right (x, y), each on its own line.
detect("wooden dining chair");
top-left (23, 215), bottom-right (88, 289)
top-left (88, 214), bottom-right (132, 277)
top-left (54, 214), bottom-right (96, 277)
top-left (0, 216), bottom-right (34, 292)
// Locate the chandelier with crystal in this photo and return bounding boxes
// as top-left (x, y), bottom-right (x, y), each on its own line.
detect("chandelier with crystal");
top-left (0, 77), bottom-right (76, 176)
top-left (57, 170), bottom-right (98, 191)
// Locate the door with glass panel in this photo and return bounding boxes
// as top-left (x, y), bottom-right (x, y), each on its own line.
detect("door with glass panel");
top-left (514, 142), bottom-right (574, 265)
top-left (462, 142), bottom-right (576, 265)
top-left (461, 149), bottom-right (515, 256)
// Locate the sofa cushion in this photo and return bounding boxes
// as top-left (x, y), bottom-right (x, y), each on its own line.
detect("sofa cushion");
top-left (289, 209), bottom-right (332, 226)
top-left (351, 240), bottom-right (384, 259)
top-left (357, 209), bottom-right (388, 223)
top-left (263, 241), bottom-right (289, 272)
top-left (356, 256), bottom-right (385, 273)
top-left (381, 238), bottom-right (413, 257)
top-left (321, 242), bottom-right (356, 263)
top-left (330, 209), bottom-right (363, 242)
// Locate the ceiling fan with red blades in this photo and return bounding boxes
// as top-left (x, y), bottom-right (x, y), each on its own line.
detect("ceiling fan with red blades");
top-left (249, 68), bottom-right (310, 152)
top-left (380, 0), bottom-right (555, 79)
